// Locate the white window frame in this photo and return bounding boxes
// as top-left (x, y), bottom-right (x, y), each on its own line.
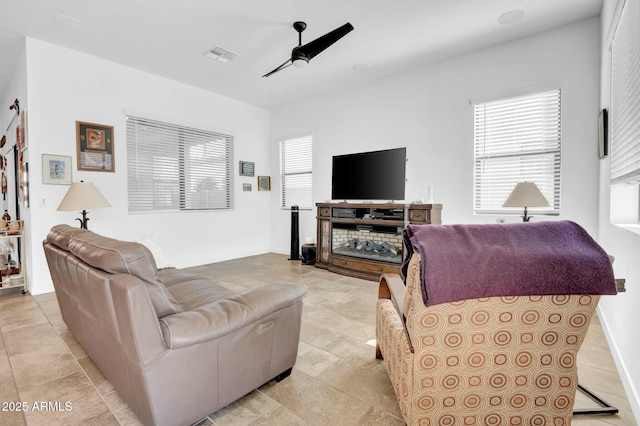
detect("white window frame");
top-left (280, 134), bottom-right (313, 210)
top-left (126, 114), bottom-right (234, 213)
top-left (609, 0), bottom-right (640, 232)
top-left (473, 89), bottom-right (562, 216)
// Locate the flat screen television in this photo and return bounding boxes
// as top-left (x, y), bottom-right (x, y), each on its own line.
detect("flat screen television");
top-left (331, 147), bottom-right (406, 201)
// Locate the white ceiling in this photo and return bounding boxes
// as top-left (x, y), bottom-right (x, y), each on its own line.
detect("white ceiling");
top-left (0, 0), bottom-right (603, 110)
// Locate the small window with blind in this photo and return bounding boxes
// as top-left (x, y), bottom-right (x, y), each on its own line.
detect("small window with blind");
top-left (280, 135), bottom-right (313, 209)
top-left (609, 0), bottom-right (640, 229)
top-left (473, 89), bottom-right (561, 216)
top-left (126, 114), bottom-right (234, 212)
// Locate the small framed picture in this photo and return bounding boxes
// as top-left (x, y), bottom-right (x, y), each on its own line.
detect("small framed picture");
top-left (76, 121), bottom-right (114, 172)
top-left (599, 109), bottom-right (608, 159)
top-left (239, 161), bottom-right (255, 176)
top-left (243, 183), bottom-right (252, 191)
top-left (258, 176), bottom-right (271, 191)
top-left (42, 154), bottom-right (72, 185)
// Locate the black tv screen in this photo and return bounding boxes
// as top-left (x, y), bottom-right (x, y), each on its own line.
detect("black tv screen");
top-left (332, 147), bottom-right (406, 201)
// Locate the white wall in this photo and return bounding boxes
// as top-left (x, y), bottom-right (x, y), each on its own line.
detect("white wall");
top-left (270, 18), bottom-right (602, 254)
top-left (24, 38), bottom-right (272, 295)
top-left (598, 0), bottom-right (640, 418)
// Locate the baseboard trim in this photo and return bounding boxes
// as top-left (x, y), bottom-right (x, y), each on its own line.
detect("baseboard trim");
top-left (597, 306), bottom-right (640, 421)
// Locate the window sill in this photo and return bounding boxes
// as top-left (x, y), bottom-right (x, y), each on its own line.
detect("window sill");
top-left (613, 223), bottom-right (640, 236)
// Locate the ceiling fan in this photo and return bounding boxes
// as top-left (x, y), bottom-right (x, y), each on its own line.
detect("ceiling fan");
top-left (262, 21), bottom-right (354, 78)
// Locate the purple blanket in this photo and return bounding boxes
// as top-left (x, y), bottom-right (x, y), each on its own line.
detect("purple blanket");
top-left (401, 221), bottom-right (617, 307)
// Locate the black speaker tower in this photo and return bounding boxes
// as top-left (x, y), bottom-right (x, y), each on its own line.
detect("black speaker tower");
top-left (289, 205), bottom-right (300, 261)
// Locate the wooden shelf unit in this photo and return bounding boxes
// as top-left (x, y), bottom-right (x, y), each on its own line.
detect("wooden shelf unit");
top-left (315, 202), bottom-right (442, 281)
top-left (0, 220), bottom-right (27, 294)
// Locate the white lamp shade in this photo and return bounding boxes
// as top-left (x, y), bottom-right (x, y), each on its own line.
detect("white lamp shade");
top-left (57, 181), bottom-right (111, 211)
top-left (502, 182), bottom-right (550, 208)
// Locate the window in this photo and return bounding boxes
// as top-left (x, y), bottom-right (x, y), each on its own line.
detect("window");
top-left (473, 89), bottom-right (561, 216)
top-left (280, 134), bottom-right (312, 209)
top-left (611, 0), bottom-right (640, 186)
top-left (609, 0), bottom-right (640, 231)
top-left (126, 114), bottom-right (234, 212)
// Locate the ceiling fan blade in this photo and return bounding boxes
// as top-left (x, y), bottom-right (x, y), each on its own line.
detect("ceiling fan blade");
top-left (297, 22), bottom-right (354, 60)
top-left (262, 59), bottom-right (293, 78)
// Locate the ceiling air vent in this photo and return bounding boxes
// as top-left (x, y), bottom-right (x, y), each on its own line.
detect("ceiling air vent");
top-left (205, 46), bottom-right (238, 63)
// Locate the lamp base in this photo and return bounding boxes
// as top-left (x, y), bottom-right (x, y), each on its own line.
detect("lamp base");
top-left (76, 210), bottom-right (89, 229)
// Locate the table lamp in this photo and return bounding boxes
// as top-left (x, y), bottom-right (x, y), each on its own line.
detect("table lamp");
top-left (502, 181), bottom-right (550, 222)
top-left (57, 181), bottom-right (111, 229)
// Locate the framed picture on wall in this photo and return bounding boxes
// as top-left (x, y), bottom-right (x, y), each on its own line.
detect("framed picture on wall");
top-left (19, 162), bottom-right (28, 208)
top-left (258, 176), bottom-right (271, 191)
top-left (42, 154), bottom-right (72, 185)
top-left (76, 121), bottom-right (115, 172)
top-left (20, 110), bottom-right (28, 151)
top-left (239, 161), bottom-right (255, 176)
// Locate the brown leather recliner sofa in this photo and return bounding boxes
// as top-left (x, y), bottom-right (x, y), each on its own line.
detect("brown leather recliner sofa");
top-left (43, 224), bottom-right (307, 426)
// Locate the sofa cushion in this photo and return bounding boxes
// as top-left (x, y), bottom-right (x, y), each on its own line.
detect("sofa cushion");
top-left (136, 234), bottom-right (173, 269)
top-left (68, 231), bottom-right (183, 317)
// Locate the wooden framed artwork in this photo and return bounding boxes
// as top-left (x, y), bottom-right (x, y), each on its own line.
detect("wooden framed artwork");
top-left (76, 121), bottom-right (114, 172)
top-left (258, 176), bottom-right (271, 191)
top-left (239, 161), bottom-right (255, 176)
top-left (42, 154), bottom-right (72, 185)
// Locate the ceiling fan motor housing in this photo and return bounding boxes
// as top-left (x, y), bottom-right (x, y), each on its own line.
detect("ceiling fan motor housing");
top-left (262, 20), bottom-right (354, 77)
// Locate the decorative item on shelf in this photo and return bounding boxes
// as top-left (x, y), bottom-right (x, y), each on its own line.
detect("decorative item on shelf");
top-left (425, 184), bottom-right (435, 204)
top-left (57, 180), bottom-right (111, 229)
top-left (1, 210), bottom-right (10, 230)
top-left (502, 181), bottom-right (550, 222)
top-left (8, 221), bottom-right (20, 235)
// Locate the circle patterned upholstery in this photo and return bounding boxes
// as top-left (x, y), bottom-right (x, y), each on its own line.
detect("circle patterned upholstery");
top-left (376, 253), bottom-right (599, 425)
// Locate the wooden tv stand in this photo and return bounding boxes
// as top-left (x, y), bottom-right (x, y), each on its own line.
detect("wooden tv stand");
top-left (315, 202), bottom-right (442, 281)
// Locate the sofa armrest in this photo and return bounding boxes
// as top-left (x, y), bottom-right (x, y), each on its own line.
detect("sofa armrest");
top-left (159, 282), bottom-right (307, 349)
top-left (379, 274), bottom-right (413, 353)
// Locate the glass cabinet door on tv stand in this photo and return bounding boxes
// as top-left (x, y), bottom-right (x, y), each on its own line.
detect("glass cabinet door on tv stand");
top-left (315, 202), bottom-right (442, 281)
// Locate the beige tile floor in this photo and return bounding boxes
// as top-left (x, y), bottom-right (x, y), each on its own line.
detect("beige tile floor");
top-left (0, 253), bottom-right (636, 425)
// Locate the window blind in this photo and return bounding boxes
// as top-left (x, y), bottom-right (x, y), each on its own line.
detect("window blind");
top-left (280, 135), bottom-right (312, 209)
top-left (126, 115), bottom-right (234, 212)
top-left (473, 89), bottom-right (561, 215)
top-left (611, 0), bottom-right (640, 185)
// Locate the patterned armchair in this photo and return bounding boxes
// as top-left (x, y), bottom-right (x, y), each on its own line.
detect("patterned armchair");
top-left (375, 222), bottom-right (617, 425)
